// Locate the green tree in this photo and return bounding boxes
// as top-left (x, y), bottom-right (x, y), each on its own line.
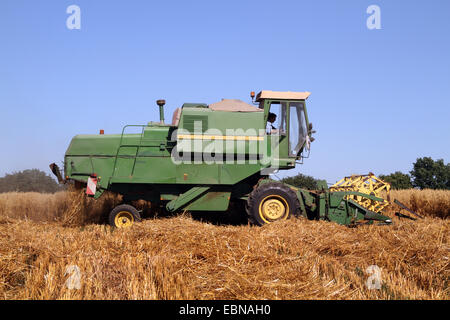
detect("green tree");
top-left (281, 173), bottom-right (319, 190)
top-left (379, 171), bottom-right (412, 190)
top-left (0, 169), bottom-right (62, 193)
top-left (410, 157), bottom-right (450, 190)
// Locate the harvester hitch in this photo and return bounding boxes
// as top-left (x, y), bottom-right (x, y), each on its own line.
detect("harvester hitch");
top-left (292, 186), bottom-right (393, 226)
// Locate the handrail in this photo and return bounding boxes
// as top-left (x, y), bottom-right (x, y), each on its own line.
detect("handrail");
top-left (111, 125), bottom-right (147, 180)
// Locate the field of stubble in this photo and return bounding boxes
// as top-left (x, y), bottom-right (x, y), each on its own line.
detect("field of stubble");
top-left (0, 189), bottom-right (448, 300)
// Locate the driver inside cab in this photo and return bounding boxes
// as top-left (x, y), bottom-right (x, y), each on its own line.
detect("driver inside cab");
top-left (266, 112), bottom-right (278, 134)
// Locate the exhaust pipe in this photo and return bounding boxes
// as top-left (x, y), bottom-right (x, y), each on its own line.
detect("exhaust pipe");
top-left (156, 99), bottom-right (165, 124)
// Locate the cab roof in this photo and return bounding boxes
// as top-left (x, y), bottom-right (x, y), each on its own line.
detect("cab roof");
top-left (255, 90), bottom-right (311, 102)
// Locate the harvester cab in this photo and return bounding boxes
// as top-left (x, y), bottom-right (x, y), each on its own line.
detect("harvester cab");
top-left (50, 90), bottom-right (402, 228)
top-left (254, 90), bottom-right (314, 162)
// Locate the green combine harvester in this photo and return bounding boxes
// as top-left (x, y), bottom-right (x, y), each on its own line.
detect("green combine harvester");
top-left (50, 90), bottom-right (392, 228)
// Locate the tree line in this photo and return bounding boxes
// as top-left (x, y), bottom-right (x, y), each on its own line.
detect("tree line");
top-left (282, 157), bottom-right (449, 190)
top-left (0, 169), bottom-right (64, 193)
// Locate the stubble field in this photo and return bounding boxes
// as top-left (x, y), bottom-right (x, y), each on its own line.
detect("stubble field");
top-left (0, 189), bottom-right (448, 300)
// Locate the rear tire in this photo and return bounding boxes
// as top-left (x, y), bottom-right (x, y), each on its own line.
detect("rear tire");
top-left (108, 204), bottom-right (141, 228)
top-left (246, 182), bottom-right (300, 226)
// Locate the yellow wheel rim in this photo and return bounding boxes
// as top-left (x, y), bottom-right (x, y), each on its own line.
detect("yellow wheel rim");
top-left (259, 195), bottom-right (289, 223)
top-left (114, 211), bottom-right (134, 228)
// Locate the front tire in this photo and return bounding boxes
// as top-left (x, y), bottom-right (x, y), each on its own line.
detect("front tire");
top-left (108, 204), bottom-right (141, 228)
top-left (246, 182), bottom-right (300, 226)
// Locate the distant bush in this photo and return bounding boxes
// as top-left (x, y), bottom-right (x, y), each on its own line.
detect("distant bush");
top-left (410, 157), bottom-right (449, 190)
top-left (281, 173), bottom-right (319, 190)
top-left (0, 169), bottom-right (63, 193)
top-left (379, 171), bottom-right (413, 190)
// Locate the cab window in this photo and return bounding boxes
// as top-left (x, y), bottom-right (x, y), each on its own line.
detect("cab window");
top-left (267, 101), bottom-right (287, 135)
top-left (289, 102), bottom-right (307, 156)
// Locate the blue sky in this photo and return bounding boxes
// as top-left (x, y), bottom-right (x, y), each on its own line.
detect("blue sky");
top-left (0, 0), bottom-right (449, 183)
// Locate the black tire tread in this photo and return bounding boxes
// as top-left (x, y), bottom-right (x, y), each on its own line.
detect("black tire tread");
top-left (108, 204), bottom-right (141, 227)
top-left (246, 181), bottom-right (300, 226)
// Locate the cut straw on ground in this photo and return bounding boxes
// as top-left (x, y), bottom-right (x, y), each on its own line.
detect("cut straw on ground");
top-left (0, 189), bottom-right (448, 300)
